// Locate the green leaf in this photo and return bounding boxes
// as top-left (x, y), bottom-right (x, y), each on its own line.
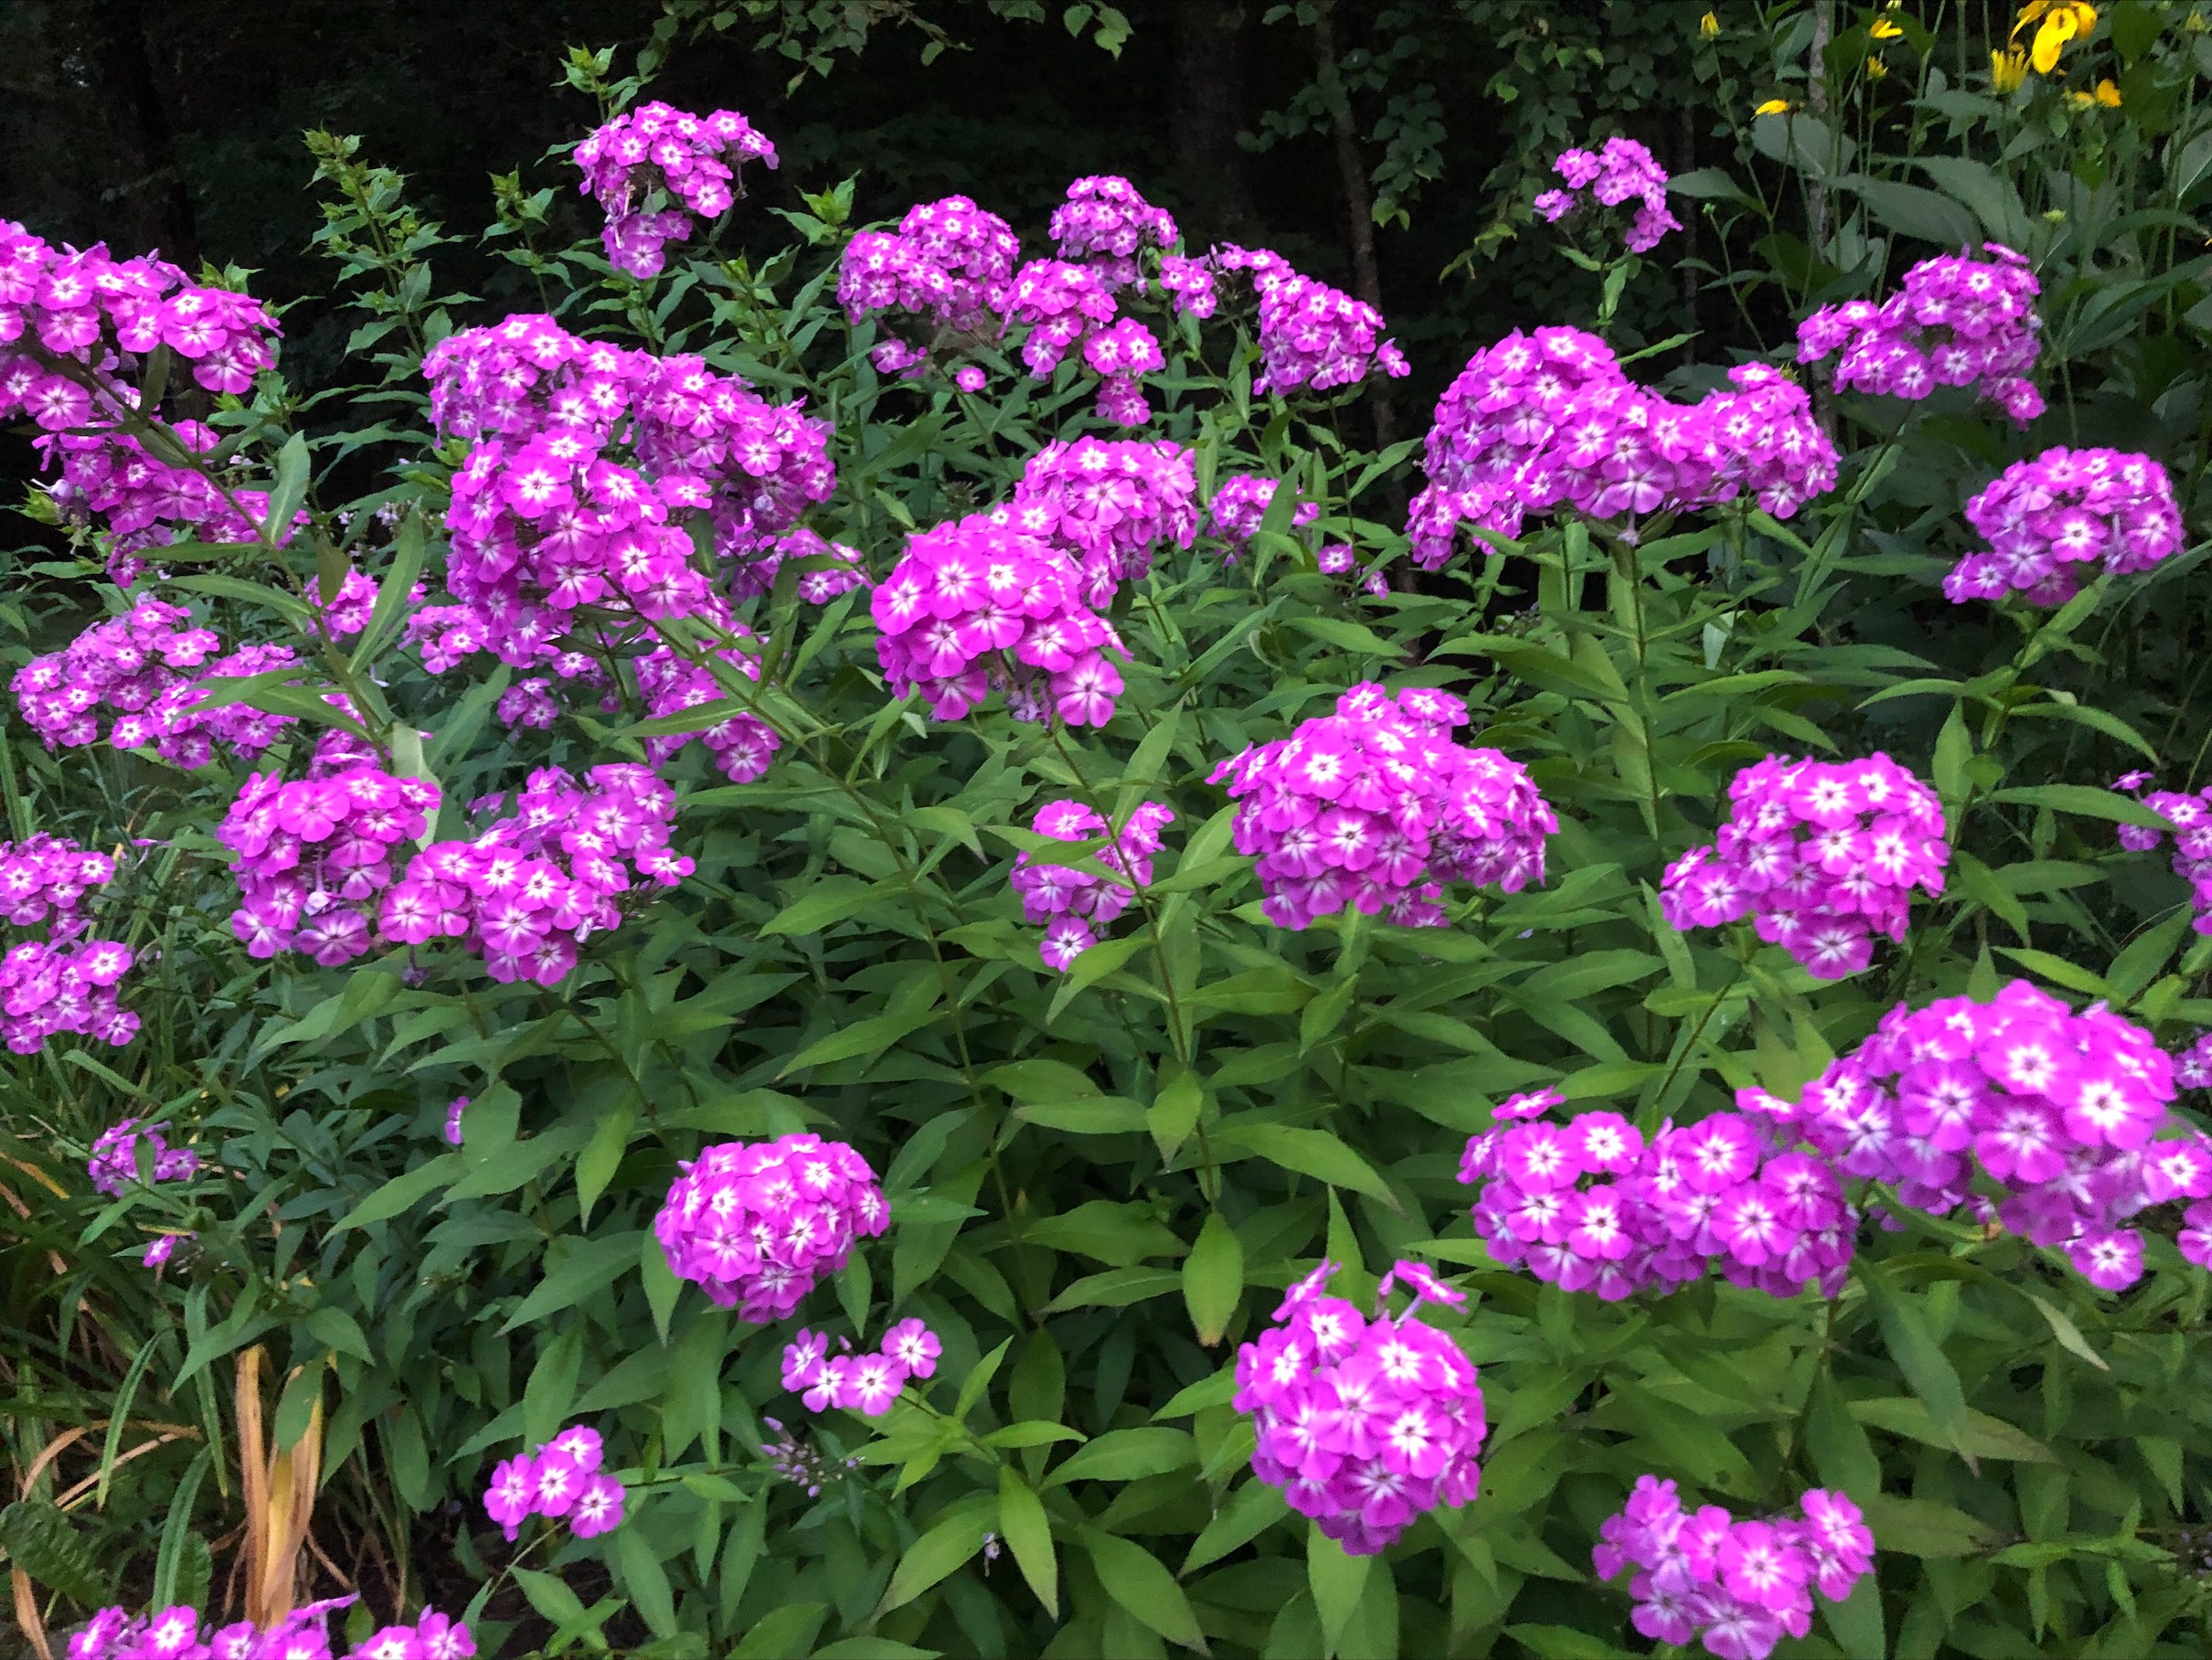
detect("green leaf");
top-left (1855, 1260), bottom-right (1973, 1463)
top-left (1149, 1069), bottom-right (1204, 1162)
top-left (997, 1467), bottom-right (1058, 1617)
top-left (1990, 784), bottom-right (2174, 829)
top-left (0, 1501), bottom-right (110, 1605)
top-left (1080, 1527), bottom-right (1208, 1652)
top-left (1308, 1525), bottom-right (1372, 1657)
top-left (576, 1090), bottom-right (637, 1227)
top-left (1047, 1427), bottom-right (1196, 1487)
top-left (1863, 1494), bottom-right (2005, 1558)
top-left (613, 1526), bottom-right (682, 1639)
top-left (2025, 1293), bottom-right (2110, 1371)
top-left (1181, 1210), bottom-right (1245, 1347)
top-left (1040, 1267), bottom-right (1182, 1314)
top-left (1214, 1119), bottom-right (1397, 1208)
top-left (1834, 174), bottom-right (1980, 249)
top-left (1012, 1095), bottom-right (1149, 1134)
top-left (1847, 1398), bottom-right (2060, 1464)
top-left (759, 875), bottom-right (888, 936)
top-left (876, 1496), bottom-right (995, 1612)
top-left (501, 1230), bottom-right (643, 1332)
top-left (731, 1604), bottom-right (828, 1658)
top-left (333, 1154), bottom-right (458, 1231)
top-left (1184, 1476), bottom-right (1291, 1573)
top-left (264, 431), bottom-right (312, 540)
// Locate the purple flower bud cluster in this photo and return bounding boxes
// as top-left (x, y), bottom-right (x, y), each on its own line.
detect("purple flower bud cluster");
top-left (1208, 475), bottom-right (1319, 565)
top-left (382, 764), bottom-right (691, 986)
top-left (1661, 753), bottom-right (1950, 980)
top-left (1798, 244), bottom-right (2044, 424)
top-left (781, 1317), bottom-right (943, 1417)
top-left (1405, 329), bottom-right (1835, 569)
top-left (1460, 1102), bottom-right (1856, 1302)
top-left (1010, 799), bottom-right (1174, 971)
top-left (88, 1118), bottom-right (197, 1195)
top-left (838, 195), bottom-right (1022, 338)
top-left (0, 219), bottom-right (279, 423)
top-left (1593, 1476), bottom-right (1873, 1660)
top-left (1210, 683), bottom-right (1558, 931)
top-left (484, 1424), bottom-right (625, 1542)
top-left (1533, 137), bottom-right (1681, 253)
top-left (573, 102), bottom-right (778, 279)
top-left (1049, 175), bottom-right (1180, 288)
top-left (37, 423), bottom-right (292, 585)
top-left (0, 836), bottom-right (137, 1054)
top-left (871, 516), bottom-right (1127, 728)
top-left (68, 1598), bottom-right (472, 1660)
top-left (220, 763), bottom-right (441, 966)
top-left (1947, 445), bottom-right (2185, 606)
top-left (653, 1133), bottom-right (889, 1320)
top-left (1771, 980), bottom-right (2209, 1289)
top-left (1221, 246), bottom-right (1410, 396)
top-left (1233, 1261), bottom-right (1485, 1557)
top-left (1001, 437), bottom-right (1198, 605)
top-left (634, 632), bottom-right (782, 784)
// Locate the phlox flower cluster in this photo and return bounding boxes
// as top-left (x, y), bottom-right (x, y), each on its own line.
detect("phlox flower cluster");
top-left (1948, 446), bottom-right (2185, 606)
top-left (13, 597), bottom-right (303, 766)
top-left (220, 763), bottom-right (440, 967)
top-left (993, 258), bottom-right (1161, 425)
top-left (1219, 246), bottom-right (1410, 396)
top-left (871, 516), bottom-right (1127, 728)
top-left (652, 1133), bottom-right (888, 1320)
top-left (1208, 475), bottom-right (1319, 564)
top-left (733, 526), bottom-right (867, 606)
top-left (1661, 753), bottom-right (1949, 979)
top-left (1460, 1101), bottom-right (1857, 1301)
top-left (633, 630), bottom-right (782, 784)
top-left (1233, 1260), bottom-right (1485, 1556)
top-left (67, 1598), bottom-right (472, 1660)
top-left (38, 423), bottom-right (291, 585)
top-left (1314, 540), bottom-right (1389, 598)
top-left (1049, 175), bottom-right (1180, 287)
top-left (382, 765), bottom-right (692, 986)
top-left (781, 1317), bottom-right (943, 1418)
top-left (1010, 799), bottom-right (1174, 970)
top-left (2176, 1032), bottom-right (2212, 1091)
top-left (425, 314), bottom-right (833, 559)
top-left (1797, 244), bottom-right (2044, 424)
top-left (1404, 329), bottom-right (1834, 569)
top-left (1534, 137), bottom-right (1680, 253)
top-left (1210, 683), bottom-right (1557, 930)
top-left (1002, 438), bottom-right (1198, 605)
top-left (483, 1424), bottom-right (625, 1543)
top-left (1771, 979), bottom-right (2208, 1290)
top-left (573, 102), bottom-right (778, 279)
top-left (0, 218), bottom-right (279, 422)
top-left (89, 1118), bottom-right (198, 1195)
top-left (0, 835), bottom-right (137, 1054)
top-left (631, 352), bottom-right (836, 559)
top-left (1593, 1476), bottom-right (1873, 1660)
top-left (838, 194), bottom-right (1021, 345)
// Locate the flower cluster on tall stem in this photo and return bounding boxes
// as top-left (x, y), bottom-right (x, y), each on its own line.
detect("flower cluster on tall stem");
top-left (1001, 437), bottom-right (1197, 606)
top-left (1, 835), bottom-right (137, 1052)
top-left (1211, 683), bottom-right (1557, 929)
top-left (652, 1133), bottom-right (888, 1320)
top-left (67, 1597), bottom-right (473, 1660)
top-left (1234, 1260), bottom-right (1486, 1556)
top-left (1534, 137), bottom-right (1680, 252)
top-left (1661, 753), bottom-right (1950, 979)
top-left (1593, 1476), bottom-right (1873, 1660)
top-left (1797, 244), bottom-right (2044, 424)
top-left (484, 1423), bottom-right (625, 1542)
top-left (573, 102), bottom-right (777, 279)
top-left (1010, 799), bottom-right (1174, 970)
top-left (1949, 446), bottom-right (2184, 605)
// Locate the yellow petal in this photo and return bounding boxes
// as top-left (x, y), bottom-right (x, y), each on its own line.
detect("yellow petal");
top-left (1866, 55), bottom-right (1890, 78)
top-left (1754, 98), bottom-right (1794, 115)
top-left (2031, 11), bottom-right (2079, 72)
top-left (1699, 10), bottom-right (1720, 36)
top-left (2096, 77), bottom-right (2122, 104)
top-left (2012, 0), bottom-right (2051, 40)
top-left (1870, 17), bottom-right (1904, 37)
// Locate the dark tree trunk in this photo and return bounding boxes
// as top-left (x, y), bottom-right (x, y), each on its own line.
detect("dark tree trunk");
top-left (1169, 0), bottom-right (1258, 244)
top-left (1309, 0), bottom-right (1398, 446)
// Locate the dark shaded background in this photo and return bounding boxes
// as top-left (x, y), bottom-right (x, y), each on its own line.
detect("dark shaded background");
top-left (0, 1), bottom-right (1733, 408)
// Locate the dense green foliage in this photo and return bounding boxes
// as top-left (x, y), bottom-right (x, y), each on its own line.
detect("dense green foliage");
top-left (8, 5), bottom-right (2212, 1659)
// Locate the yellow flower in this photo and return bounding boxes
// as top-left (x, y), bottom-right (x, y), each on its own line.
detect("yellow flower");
top-left (1699, 11), bottom-right (1721, 37)
top-left (1870, 17), bottom-right (1905, 38)
top-left (1866, 54), bottom-right (1890, 79)
top-left (1991, 46), bottom-right (2031, 91)
top-left (2015, 0), bottom-right (2097, 72)
top-left (2067, 76), bottom-right (2123, 105)
top-left (1753, 97), bottom-right (1797, 115)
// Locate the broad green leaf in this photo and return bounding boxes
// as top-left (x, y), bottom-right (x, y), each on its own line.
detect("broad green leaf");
top-left (998, 1466), bottom-right (1058, 1616)
top-left (1182, 1210), bottom-right (1245, 1346)
top-left (1080, 1527), bottom-right (1207, 1651)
